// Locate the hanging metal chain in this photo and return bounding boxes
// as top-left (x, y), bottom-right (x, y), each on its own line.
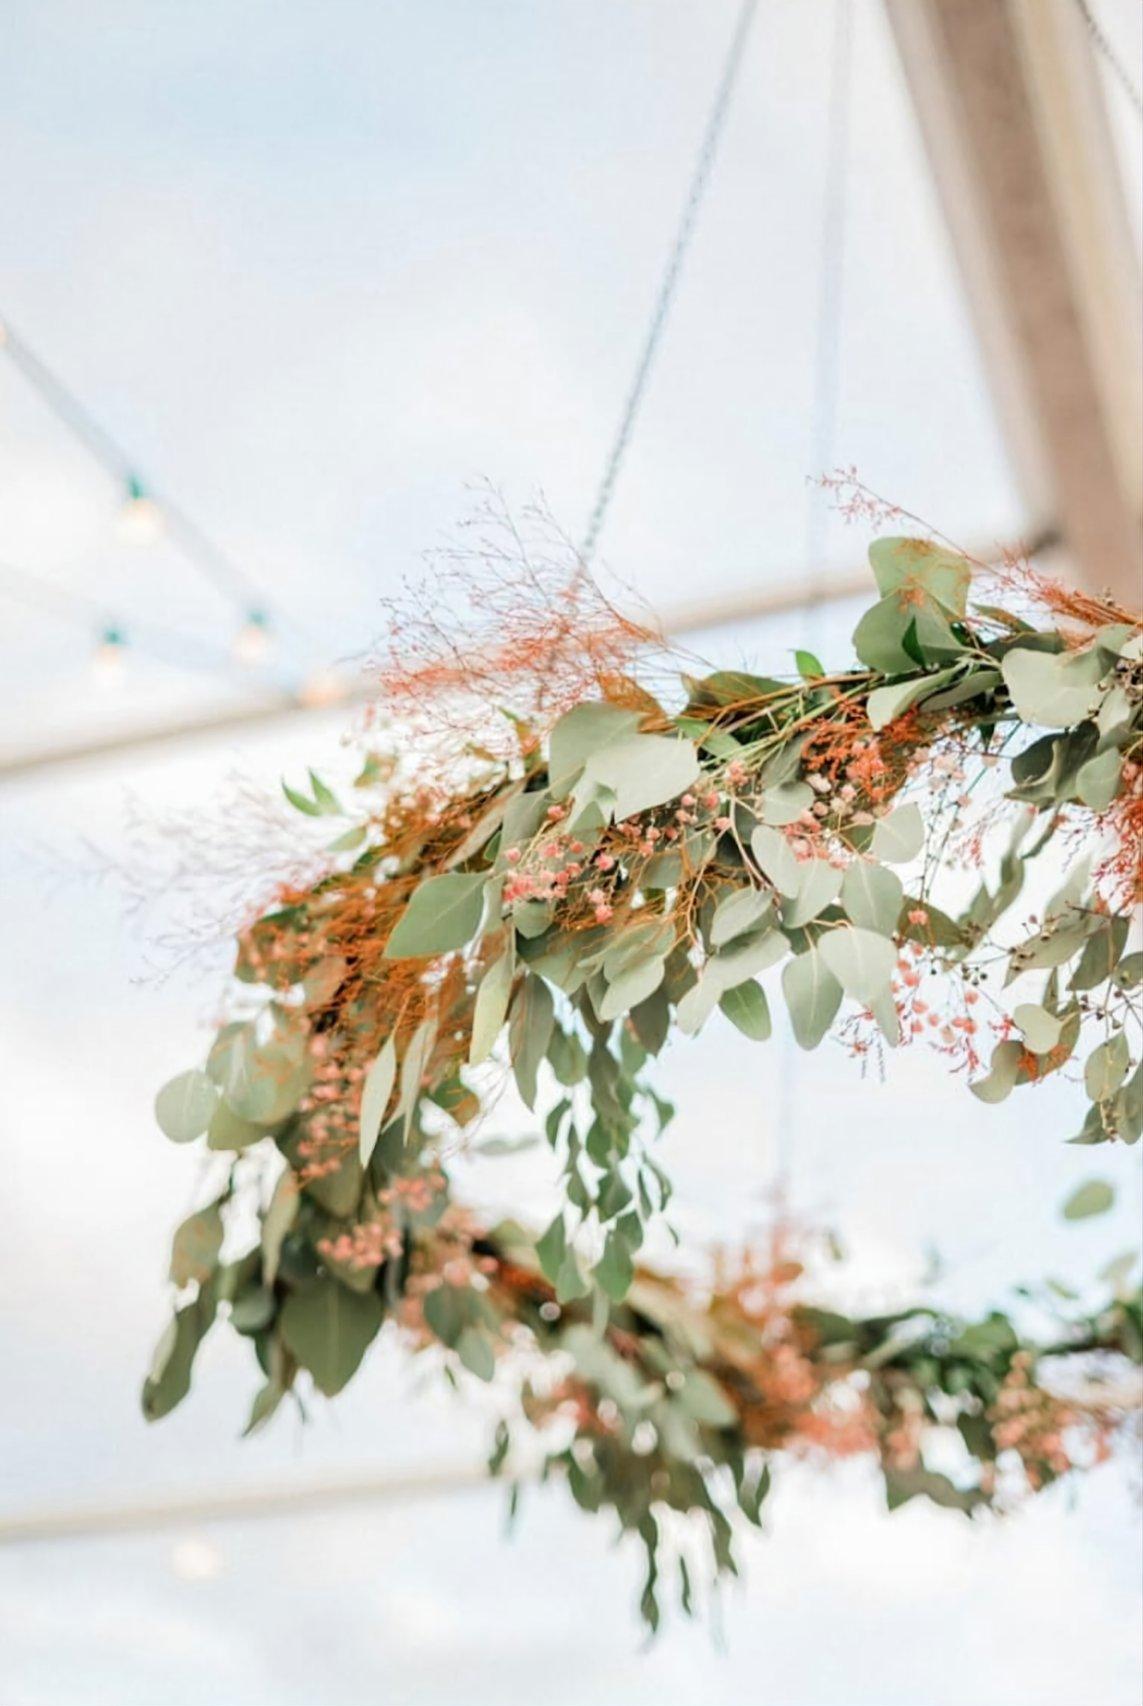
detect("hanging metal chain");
top-left (776, 0), bottom-right (854, 1203)
top-left (580, 0), bottom-right (760, 564)
top-left (803, 0), bottom-right (854, 582)
top-left (1073, 0), bottom-right (1143, 120)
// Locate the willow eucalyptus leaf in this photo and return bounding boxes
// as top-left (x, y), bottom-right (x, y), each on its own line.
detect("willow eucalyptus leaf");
top-left (359, 1034), bottom-right (398, 1164)
top-left (398, 1018), bottom-right (438, 1138)
top-left (1070, 918), bottom-right (1130, 992)
top-left (509, 975), bottom-right (555, 1108)
top-left (444, 783), bottom-right (524, 869)
top-left (261, 1171), bottom-right (299, 1287)
top-left (921, 667), bottom-right (1002, 712)
top-left (470, 949), bottom-right (516, 1065)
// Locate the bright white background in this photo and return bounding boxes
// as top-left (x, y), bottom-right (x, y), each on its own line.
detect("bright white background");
top-left (1, 3), bottom-right (1140, 1702)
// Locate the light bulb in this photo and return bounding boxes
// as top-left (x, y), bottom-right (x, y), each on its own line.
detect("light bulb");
top-left (232, 609), bottom-right (271, 665)
top-left (92, 625), bottom-right (127, 686)
top-left (297, 667), bottom-right (348, 708)
top-left (118, 476), bottom-right (165, 545)
top-left (170, 1536), bottom-right (223, 1583)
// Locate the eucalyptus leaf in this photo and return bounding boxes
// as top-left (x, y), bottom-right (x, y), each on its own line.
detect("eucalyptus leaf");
top-left (155, 1069), bottom-right (218, 1144)
top-left (398, 1017), bottom-right (437, 1139)
top-left (760, 781), bottom-right (813, 825)
top-left (710, 886), bottom-right (772, 948)
top-left (781, 947), bottom-right (843, 1049)
top-left (750, 825), bottom-right (802, 897)
top-left (675, 1369), bottom-right (737, 1428)
top-left (1001, 645), bottom-right (1107, 728)
top-left (868, 538), bottom-right (971, 615)
top-left (169, 1203), bottom-right (224, 1288)
top-left (781, 859), bottom-right (843, 927)
top-left (598, 953), bottom-right (667, 1022)
top-left (819, 925), bottom-right (896, 1008)
top-left (548, 703), bottom-right (643, 795)
top-left (712, 928), bottom-right (787, 989)
top-left (581, 732), bottom-right (701, 822)
top-left (718, 980), bottom-right (771, 1041)
top-left (1061, 1179), bottom-right (1115, 1221)
top-left (595, 1228), bottom-right (635, 1302)
top-left (870, 804), bottom-right (924, 864)
top-left (1113, 1065), bottom-right (1142, 1144)
top-left (1075, 747), bottom-right (1122, 811)
top-left (456, 1326), bottom-right (496, 1382)
top-left (969, 1039), bottom-right (1024, 1104)
top-left (841, 861), bottom-right (903, 936)
top-left (279, 1281), bottom-right (383, 1397)
top-left (867, 669), bottom-right (957, 732)
top-left (1084, 1033), bottom-right (1130, 1103)
top-left (206, 1100), bottom-right (264, 1153)
top-left (384, 872), bottom-right (488, 959)
top-left (1012, 1003), bottom-right (1064, 1055)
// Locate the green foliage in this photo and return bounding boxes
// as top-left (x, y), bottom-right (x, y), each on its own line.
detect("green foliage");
top-left (147, 536), bottom-right (1143, 1628)
top-left (384, 872), bottom-right (488, 958)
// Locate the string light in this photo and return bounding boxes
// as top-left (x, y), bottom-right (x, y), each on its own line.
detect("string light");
top-left (91, 623), bottom-right (127, 686)
top-left (296, 666), bottom-right (348, 708)
top-left (0, 316), bottom-right (277, 617)
top-left (117, 475), bottom-right (166, 546)
top-left (232, 607), bottom-right (272, 665)
top-left (170, 1536), bottom-right (223, 1583)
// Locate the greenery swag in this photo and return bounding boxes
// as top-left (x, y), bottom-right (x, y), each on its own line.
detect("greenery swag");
top-left (148, 527), bottom-right (1142, 1625)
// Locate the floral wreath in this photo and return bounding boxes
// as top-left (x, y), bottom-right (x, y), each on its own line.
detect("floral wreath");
top-left (148, 514), bottom-right (1142, 1626)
